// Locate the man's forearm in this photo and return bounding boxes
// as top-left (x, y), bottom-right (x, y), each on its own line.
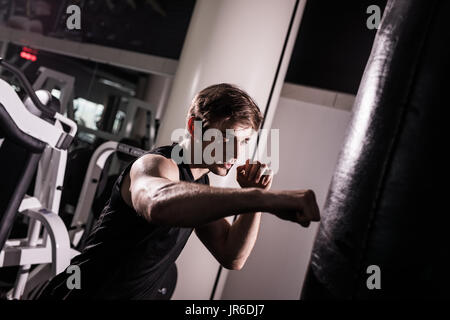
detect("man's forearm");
top-left (149, 181), bottom-right (273, 227)
top-left (223, 212), bottom-right (262, 269)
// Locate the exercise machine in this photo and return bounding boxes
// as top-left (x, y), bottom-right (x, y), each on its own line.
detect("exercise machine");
top-left (32, 66), bottom-right (76, 118)
top-left (0, 58), bottom-right (78, 299)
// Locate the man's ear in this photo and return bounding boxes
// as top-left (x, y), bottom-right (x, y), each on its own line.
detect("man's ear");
top-left (188, 117), bottom-right (204, 137)
top-left (187, 116), bottom-right (195, 136)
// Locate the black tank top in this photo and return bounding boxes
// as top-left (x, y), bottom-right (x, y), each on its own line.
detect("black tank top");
top-left (38, 143), bottom-right (209, 300)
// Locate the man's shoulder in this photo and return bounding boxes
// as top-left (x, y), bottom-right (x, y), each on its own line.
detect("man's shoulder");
top-left (133, 153), bottom-right (179, 180)
top-left (146, 143), bottom-right (177, 159)
top-left (120, 149), bottom-right (180, 207)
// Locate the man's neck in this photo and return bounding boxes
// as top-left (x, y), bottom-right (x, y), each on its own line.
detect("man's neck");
top-left (179, 139), bottom-right (210, 180)
top-left (189, 166), bottom-right (210, 181)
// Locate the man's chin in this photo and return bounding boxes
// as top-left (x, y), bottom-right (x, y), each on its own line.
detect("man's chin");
top-left (210, 166), bottom-right (230, 176)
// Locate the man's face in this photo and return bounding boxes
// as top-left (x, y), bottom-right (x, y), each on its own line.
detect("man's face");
top-left (200, 121), bottom-right (254, 176)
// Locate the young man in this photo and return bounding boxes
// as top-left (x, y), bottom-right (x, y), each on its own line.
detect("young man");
top-left (38, 83), bottom-right (320, 300)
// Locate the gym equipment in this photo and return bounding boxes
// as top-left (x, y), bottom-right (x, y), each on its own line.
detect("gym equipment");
top-left (11, 90), bottom-right (74, 300)
top-left (301, 0), bottom-right (450, 299)
top-left (75, 97), bottom-right (157, 148)
top-left (0, 58), bottom-right (78, 299)
top-left (32, 66), bottom-right (76, 118)
top-left (27, 66), bottom-right (158, 148)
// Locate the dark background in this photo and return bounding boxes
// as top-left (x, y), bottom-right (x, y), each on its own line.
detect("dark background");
top-left (0, 0), bottom-right (388, 94)
top-left (286, 0), bottom-right (388, 94)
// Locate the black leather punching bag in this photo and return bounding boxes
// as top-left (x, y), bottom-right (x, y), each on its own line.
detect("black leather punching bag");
top-left (301, 0), bottom-right (450, 299)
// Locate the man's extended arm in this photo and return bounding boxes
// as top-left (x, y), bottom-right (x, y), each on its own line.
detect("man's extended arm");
top-left (129, 154), bottom-right (319, 228)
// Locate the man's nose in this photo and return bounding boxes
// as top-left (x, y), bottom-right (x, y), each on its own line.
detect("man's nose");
top-left (230, 144), bottom-right (241, 164)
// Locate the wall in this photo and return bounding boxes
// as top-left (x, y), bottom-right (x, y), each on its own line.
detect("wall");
top-left (220, 83), bottom-right (353, 299)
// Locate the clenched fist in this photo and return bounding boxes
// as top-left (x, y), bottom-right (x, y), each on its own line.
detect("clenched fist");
top-left (270, 189), bottom-right (321, 228)
top-left (236, 159), bottom-right (273, 190)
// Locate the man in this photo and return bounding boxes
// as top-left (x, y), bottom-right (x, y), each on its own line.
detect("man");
top-left (38, 83), bottom-right (320, 299)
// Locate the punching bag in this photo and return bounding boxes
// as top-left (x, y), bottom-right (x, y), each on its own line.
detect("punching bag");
top-left (301, 0), bottom-right (450, 299)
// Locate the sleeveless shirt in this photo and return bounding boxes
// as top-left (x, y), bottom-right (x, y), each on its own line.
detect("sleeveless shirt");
top-left (38, 143), bottom-right (209, 299)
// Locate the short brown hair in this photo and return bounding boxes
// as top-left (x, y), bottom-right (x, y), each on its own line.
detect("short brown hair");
top-left (187, 83), bottom-right (263, 131)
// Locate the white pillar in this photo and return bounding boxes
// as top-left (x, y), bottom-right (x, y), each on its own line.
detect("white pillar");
top-left (161, 0), bottom-right (308, 300)
top-left (156, 0), bottom-right (303, 147)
